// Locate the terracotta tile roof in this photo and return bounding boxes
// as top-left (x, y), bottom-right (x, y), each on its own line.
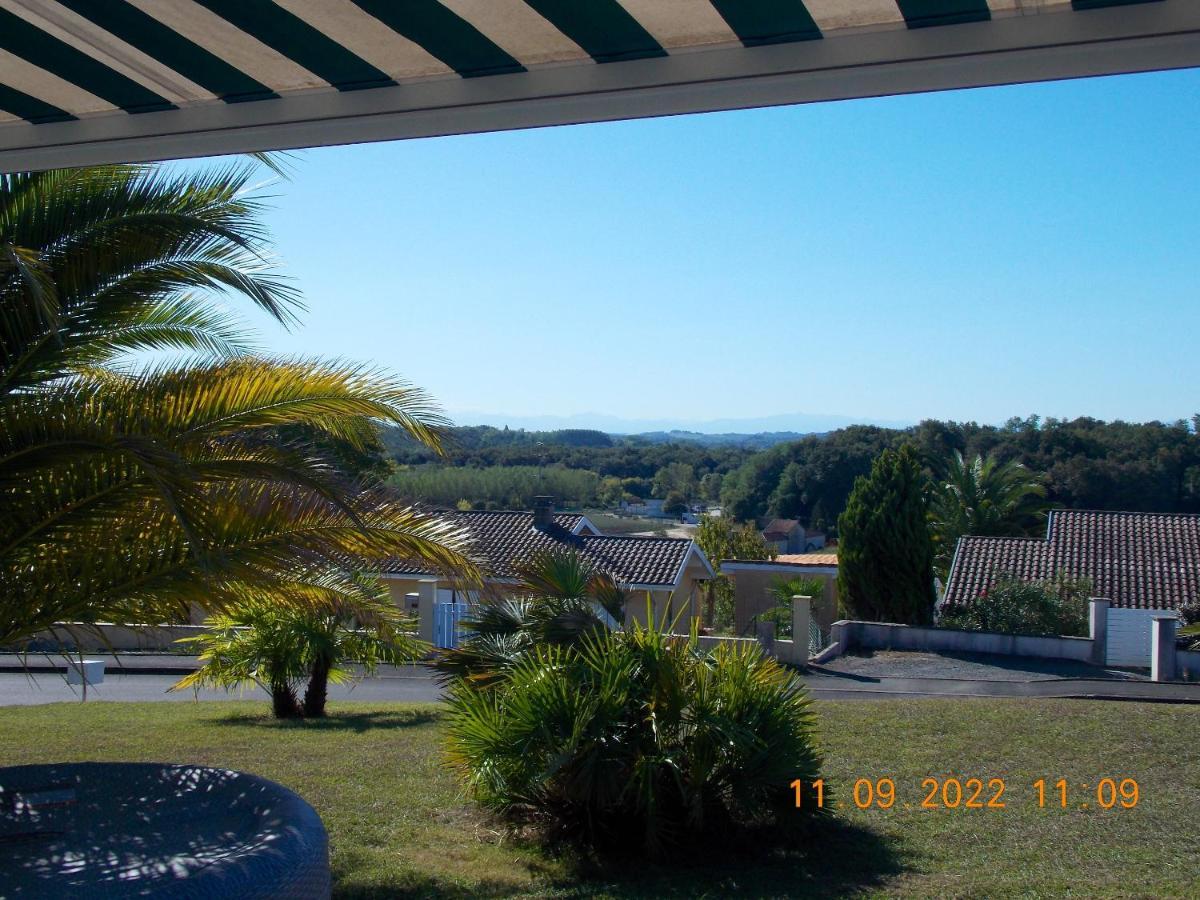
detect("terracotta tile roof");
top-left (943, 510), bottom-right (1200, 610)
top-left (762, 518), bottom-right (800, 539)
top-left (776, 554), bottom-right (839, 567)
top-left (385, 510), bottom-right (701, 588)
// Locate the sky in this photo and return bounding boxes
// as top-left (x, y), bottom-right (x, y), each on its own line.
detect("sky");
top-left (202, 67), bottom-right (1200, 432)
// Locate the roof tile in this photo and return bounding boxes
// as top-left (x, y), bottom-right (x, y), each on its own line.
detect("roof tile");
top-left (943, 510), bottom-right (1200, 610)
top-left (386, 510), bottom-right (698, 588)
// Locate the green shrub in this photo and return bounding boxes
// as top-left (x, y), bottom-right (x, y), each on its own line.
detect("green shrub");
top-left (444, 619), bottom-right (823, 855)
top-left (1179, 600), bottom-right (1200, 650)
top-left (761, 576), bottom-right (826, 638)
top-left (938, 574), bottom-right (1092, 637)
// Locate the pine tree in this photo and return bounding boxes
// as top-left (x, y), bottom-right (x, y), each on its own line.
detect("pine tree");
top-left (836, 444), bottom-right (936, 625)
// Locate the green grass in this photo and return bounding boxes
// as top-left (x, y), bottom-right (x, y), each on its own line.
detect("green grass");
top-left (1, 698), bottom-right (1197, 898)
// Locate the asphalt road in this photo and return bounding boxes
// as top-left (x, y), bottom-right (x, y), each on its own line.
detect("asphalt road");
top-left (0, 671), bottom-right (446, 706)
top-left (4, 668), bottom-right (1195, 707)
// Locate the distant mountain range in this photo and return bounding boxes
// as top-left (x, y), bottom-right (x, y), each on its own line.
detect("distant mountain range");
top-left (446, 410), bottom-right (911, 437)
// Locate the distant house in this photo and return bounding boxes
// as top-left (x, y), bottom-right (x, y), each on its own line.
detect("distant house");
top-left (720, 554), bottom-right (840, 636)
top-left (761, 519), bottom-right (825, 554)
top-left (944, 509), bottom-right (1200, 611)
top-left (621, 498), bottom-right (667, 518)
top-left (383, 497), bottom-right (714, 628)
top-left (944, 509), bottom-right (1200, 666)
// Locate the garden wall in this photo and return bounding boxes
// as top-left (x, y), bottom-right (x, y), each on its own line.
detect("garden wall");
top-left (18, 622), bottom-right (229, 652)
top-left (817, 620), bottom-right (1096, 664)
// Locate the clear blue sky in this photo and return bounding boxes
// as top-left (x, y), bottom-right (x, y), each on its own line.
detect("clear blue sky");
top-left (215, 67), bottom-right (1199, 431)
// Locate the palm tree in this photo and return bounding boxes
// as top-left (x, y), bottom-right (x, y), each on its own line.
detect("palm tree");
top-left (173, 577), bottom-right (422, 719)
top-left (761, 575), bottom-right (826, 638)
top-left (433, 548), bottom-right (624, 688)
top-left (1, 162), bottom-right (474, 647)
top-left (929, 451), bottom-right (1047, 578)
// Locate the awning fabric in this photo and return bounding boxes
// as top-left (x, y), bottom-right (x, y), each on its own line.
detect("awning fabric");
top-left (0, 0), bottom-right (1196, 170)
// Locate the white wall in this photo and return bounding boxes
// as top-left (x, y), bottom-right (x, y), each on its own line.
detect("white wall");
top-left (1106, 608), bottom-right (1175, 668)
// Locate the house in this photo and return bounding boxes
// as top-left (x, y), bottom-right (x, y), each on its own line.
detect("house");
top-left (621, 498), bottom-right (667, 518)
top-left (720, 554), bottom-right (840, 636)
top-left (944, 509), bottom-right (1200, 611)
top-left (944, 509), bottom-right (1200, 667)
top-left (383, 497), bottom-right (714, 632)
top-left (761, 519), bottom-right (826, 554)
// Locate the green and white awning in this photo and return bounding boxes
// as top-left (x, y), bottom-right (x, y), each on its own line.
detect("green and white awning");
top-left (1, 0), bottom-right (1196, 170)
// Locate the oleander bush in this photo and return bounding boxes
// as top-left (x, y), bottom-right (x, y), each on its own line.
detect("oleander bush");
top-left (938, 574), bottom-right (1091, 637)
top-left (443, 617), bottom-right (823, 855)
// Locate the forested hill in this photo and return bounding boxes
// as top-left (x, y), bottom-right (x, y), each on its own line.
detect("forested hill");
top-left (378, 424), bottom-right (806, 459)
top-left (719, 416), bottom-right (1200, 531)
top-left (378, 418), bottom-right (1200, 524)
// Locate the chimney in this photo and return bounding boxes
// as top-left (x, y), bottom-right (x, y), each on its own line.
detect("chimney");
top-left (532, 495), bottom-right (554, 530)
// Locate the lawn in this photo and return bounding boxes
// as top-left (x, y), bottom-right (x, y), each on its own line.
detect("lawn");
top-left (1, 698), bottom-right (1196, 898)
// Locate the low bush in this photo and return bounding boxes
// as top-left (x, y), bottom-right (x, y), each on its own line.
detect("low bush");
top-left (938, 574), bottom-right (1092, 637)
top-left (443, 620), bottom-right (823, 855)
top-left (1179, 600), bottom-right (1200, 650)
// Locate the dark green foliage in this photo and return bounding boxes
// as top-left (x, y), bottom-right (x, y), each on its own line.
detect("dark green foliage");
top-left (721, 426), bottom-right (896, 527)
top-left (837, 445), bottom-right (936, 625)
top-left (443, 619), bottom-right (823, 855)
top-left (938, 575), bottom-right (1092, 637)
top-left (721, 416), bottom-right (1200, 531)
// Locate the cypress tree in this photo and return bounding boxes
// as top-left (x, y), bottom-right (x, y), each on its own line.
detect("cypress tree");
top-left (836, 444), bottom-right (936, 625)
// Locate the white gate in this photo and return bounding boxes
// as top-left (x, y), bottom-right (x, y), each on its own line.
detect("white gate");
top-left (1106, 608), bottom-right (1173, 668)
top-left (433, 602), bottom-right (470, 649)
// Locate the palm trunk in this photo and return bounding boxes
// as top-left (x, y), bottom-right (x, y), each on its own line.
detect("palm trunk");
top-left (271, 679), bottom-right (302, 719)
top-left (302, 653), bottom-right (332, 718)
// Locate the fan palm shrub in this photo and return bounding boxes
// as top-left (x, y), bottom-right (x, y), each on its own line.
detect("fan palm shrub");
top-left (444, 617), bottom-right (823, 854)
top-left (173, 579), bottom-right (422, 718)
top-left (761, 575), bottom-right (826, 637)
top-left (0, 162), bottom-right (473, 647)
top-left (433, 548), bottom-right (623, 688)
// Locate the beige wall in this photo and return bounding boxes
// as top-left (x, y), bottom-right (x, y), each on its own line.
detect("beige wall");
top-left (728, 566), bottom-right (838, 636)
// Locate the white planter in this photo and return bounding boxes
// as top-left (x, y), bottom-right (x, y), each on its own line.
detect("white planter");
top-left (65, 660), bottom-right (105, 685)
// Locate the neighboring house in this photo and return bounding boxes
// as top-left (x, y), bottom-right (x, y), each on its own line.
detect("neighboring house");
top-left (383, 497), bottom-right (714, 629)
top-left (944, 509), bottom-right (1200, 667)
top-left (621, 498), bottom-right (667, 518)
top-left (944, 509), bottom-right (1200, 611)
top-left (720, 554), bottom-right (840, 636)
top-left (761, 519), bottom-right (826, 554)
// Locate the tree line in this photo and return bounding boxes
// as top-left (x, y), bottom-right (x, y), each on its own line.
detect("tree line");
top-left (721, 416), bottom-right (1200, 531)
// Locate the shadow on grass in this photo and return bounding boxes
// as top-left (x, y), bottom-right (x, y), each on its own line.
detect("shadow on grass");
top-left (330, 817), bottom-right (908, 899)
top-left (209, 708), bottom-right (441, 734)
top-left (566, 816), bottom-right (909, 899)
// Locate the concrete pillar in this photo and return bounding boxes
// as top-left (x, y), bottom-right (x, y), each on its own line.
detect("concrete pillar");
top-left (417, 579), bottom-right (438, 645)
top-left (755, 620), bottom-right (776, 657)
top-left (792, 595), bottom-right (813, 667)
top-left (1088, 598), bottom-right (1110, 666)
top-left (1151, 616), bottom-right (1178, 683)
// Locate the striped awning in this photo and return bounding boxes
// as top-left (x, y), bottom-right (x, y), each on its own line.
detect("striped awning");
top-left (1, 0), bottom-right (1197, 170)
